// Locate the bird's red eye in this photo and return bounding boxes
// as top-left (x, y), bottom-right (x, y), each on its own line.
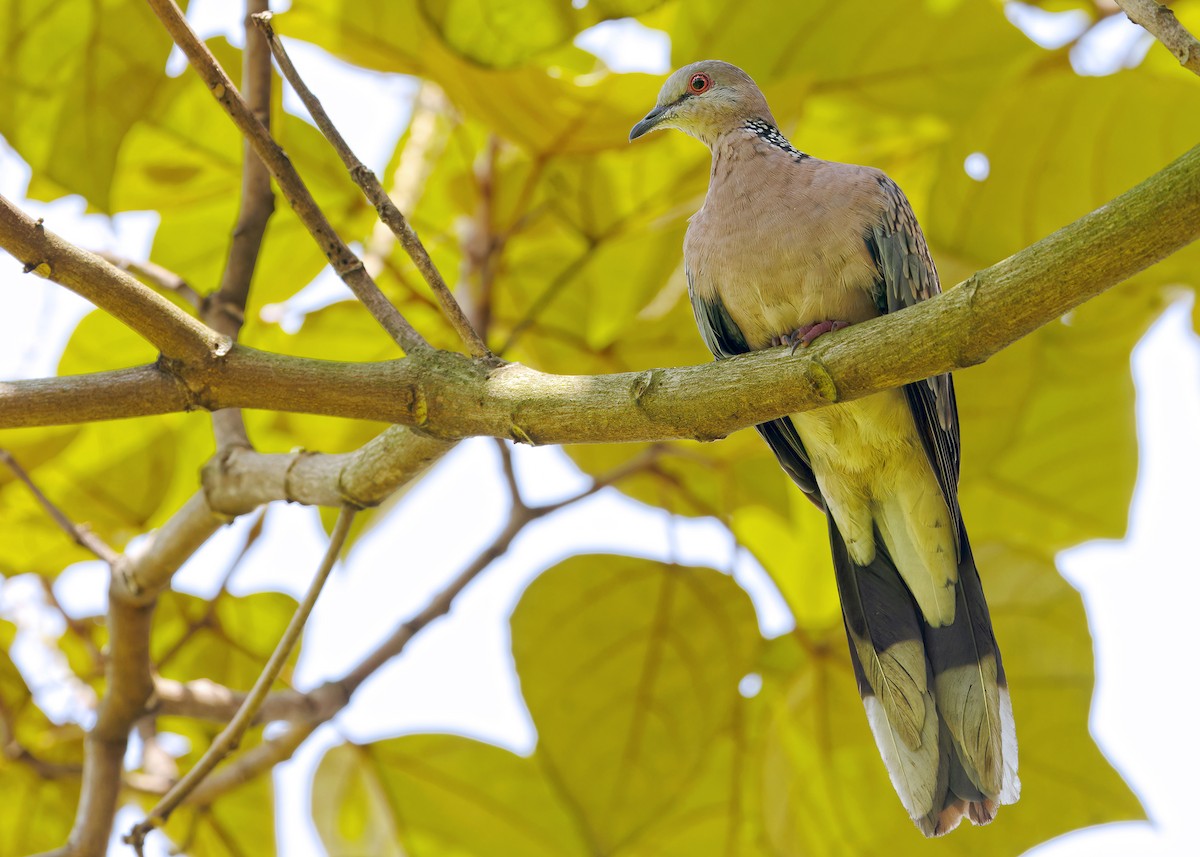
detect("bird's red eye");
top-left (689, 73), bottom-right (711, 94)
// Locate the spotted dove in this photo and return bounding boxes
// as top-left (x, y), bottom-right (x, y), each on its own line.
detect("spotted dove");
top-left (630, 60), bottom-right (1019, 836)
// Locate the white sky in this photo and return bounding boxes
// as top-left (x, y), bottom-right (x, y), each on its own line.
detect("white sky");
top-left (1, 2), bottom-right (1199, 855)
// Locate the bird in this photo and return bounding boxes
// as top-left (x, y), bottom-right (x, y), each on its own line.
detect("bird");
top-left (629, 60), bottom-right (1019, 836)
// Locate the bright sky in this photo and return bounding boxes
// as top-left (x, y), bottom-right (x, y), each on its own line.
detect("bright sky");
top-left (1, 2), bottom-right (1199, 855)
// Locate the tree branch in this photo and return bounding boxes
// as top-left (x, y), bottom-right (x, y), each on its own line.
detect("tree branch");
top-left (1116, 0), bottom-right (1200, 77)
top-left (206, 0), bottom-right (278, 451)
top-left (142, 446), bottom-right (655, 804)
top-left (94, 253), bottom-right (203, 310)
top-left (251, 12), bottom-right (491, 360)
top-left (0, 364), bottom-right (188, 425)
top-left (125, 505), bottom-right (356, 853)
top-left (7, 125), bottom-right (1200, 443)
top-left (143, 0), bottom-right (429, 356)
top-left (152, 446), bottom-right (656, 740)
top-left (54, 420), bottom-right (448, 854)
top-left (4, 139), bottom-right (1198, 442)
top-left (0, 196), bottom-right (226, 365)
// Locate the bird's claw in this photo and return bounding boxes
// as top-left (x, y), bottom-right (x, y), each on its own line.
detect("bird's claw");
top-left (775, 320), bottom-right (851, 353)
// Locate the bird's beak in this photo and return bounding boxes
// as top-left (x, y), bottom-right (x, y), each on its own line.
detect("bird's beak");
top-left (629, 104), bottom-right (668, 142)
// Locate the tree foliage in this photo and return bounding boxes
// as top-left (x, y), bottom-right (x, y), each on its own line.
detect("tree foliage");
top-left (2, 0), bottom-right (1199, 855)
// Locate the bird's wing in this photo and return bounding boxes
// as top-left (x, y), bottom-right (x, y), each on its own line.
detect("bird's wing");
top-left (865, 176), bottom-right (1018, 824)
top-left (687, 266), bottom-right (824, 505)
top-left (865, 176), bottom-right (962, 532)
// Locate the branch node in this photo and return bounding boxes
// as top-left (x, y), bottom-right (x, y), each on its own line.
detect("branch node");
top-left (22, 260), bottom-right (51, 277)
top-left (630, 369), bottom-right (658, 406)
top-left (409, 384), bottom-right (428, 425)
top-left (802, 355), bottom-right (840, 404)
top-left (510, 423), bottom-right (536, 446)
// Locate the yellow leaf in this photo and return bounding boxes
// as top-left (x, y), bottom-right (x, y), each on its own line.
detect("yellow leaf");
top-left (511, 555), bottom-right (761, 851)
top-left (313, 737), bottom-right (581, 856)
top-left (0, 0), bottom-right (184, 210)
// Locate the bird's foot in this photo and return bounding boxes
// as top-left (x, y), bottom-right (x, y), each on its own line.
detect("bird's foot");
top-left (775, 320), bottom-right (851, 353)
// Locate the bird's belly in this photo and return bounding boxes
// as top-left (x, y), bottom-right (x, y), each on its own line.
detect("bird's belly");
top-left (711, 260), bottom-right (879, 351)
top-left (792, 390), bottom-right (920, 486)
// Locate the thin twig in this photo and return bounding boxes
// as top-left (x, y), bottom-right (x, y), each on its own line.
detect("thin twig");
top-left (361, 83), bottom-right (451, 282)
top-left (0, 449), bottom-right (119, 565)
top-left (217, 506), bottom-right (267, 594)
top-left (144, 0), bottom-right (429, 356)
top-left (1116, 0), bottom-right (1200, 77)
top-left (464, 135), bottom-right (501, 341)
top-left (251, 11), bottom-right (491, 360)
top-left (37, 576), bottom-right (104, 670)
top-left (493, 437), bottom-right (525, 508)
top-left (124, 504), bottom-right (357, 853)
top-left (0, 196), bottom-right (227, 365)
top-left (94, 253), bottom-right (203, 309)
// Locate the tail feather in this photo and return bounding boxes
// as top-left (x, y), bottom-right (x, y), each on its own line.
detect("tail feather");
top-left (830, 518), bottom-right (1019, 836)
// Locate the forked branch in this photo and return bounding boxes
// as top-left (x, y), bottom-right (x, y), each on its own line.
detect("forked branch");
top-left (144, 0), bottom-right (429, 355)
top-left (252, 11), bottom-right (492, 360)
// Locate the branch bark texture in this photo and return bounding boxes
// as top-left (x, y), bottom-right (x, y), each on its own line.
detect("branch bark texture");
top-left (4, 139), bottom-right (1199, 444)
top-left (1117, 0), bottom-right (1200, 77)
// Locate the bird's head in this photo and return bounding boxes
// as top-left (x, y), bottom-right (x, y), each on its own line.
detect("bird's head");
top-left (629, 60), bottom-right (775, 146)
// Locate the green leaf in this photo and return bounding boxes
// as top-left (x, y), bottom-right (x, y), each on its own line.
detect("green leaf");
top-left (110, 37), bottom-right (374, 300)
top-left (0, 755), bottom-right (81, 855)
top-left (313, 736), bottom-right (584, 857)
top-left (152, 590), bottom-right (301, 692)
top-left (156, 775), bottom-right (276, 857)
top-left (284, 1), bottom-right (663, 155)
top-left (419, 0), bottom-right (576, 68)
top-left (928, 67), bottom-right (1200, 284)
top-left (0, 0), bottom-right (184, 210)
top-left (731, 492), bottom-right (840, 629)
top-left (511, 555), bottom-right (761, 851)
top-left (618, 698), bottom-right (769, 857)
top-left (418, 0), bottom-right (667, 69)
top-left (956, 279), bottom-right (1167, 555)
top-left (663, 0), bottom-right (1039, 121)
top-left (313, 555), bottom-right (764, 857)
top-left (0, 419), bottom-right (192, 576)
top-left (0, 625), bottom-right (83, 856)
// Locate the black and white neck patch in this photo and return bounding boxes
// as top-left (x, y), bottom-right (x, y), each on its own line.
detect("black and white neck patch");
top-left (743, 119), bottom-right (808, 160)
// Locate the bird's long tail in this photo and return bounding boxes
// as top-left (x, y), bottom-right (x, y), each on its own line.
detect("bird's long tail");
top-left (830, 518), bottom-right (1020, 836)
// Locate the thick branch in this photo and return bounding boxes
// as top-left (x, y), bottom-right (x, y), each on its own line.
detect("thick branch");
top-left (252, 12), bottom-right (491, 360)
top-left (95, 253), bottom-right (203, 309)
top-left (144, 0), bottom-right (428, 355)
top-left (0, 196), bottom-right (226, 365)
top-left (0, 365), bottom-right (187, 426)
top-left (4, 139), bottom-right (1198, 440)
top-left (1116, 0), bottom-right (1200, 77)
